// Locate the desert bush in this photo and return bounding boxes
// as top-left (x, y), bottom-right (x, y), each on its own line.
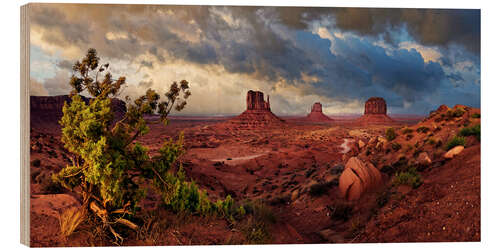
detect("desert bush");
top-left (241, 200), bottom-right (275, 244)
top-left (376, 190), bottom-right (391, 208)
top-left (447, 107), bottom-right (465, 118)
top-left (308, 181), bottom-right (332, 196)
top-left (31, 159), bottom-right (41, 167)
top-left (59, 207), bottom-right (86, 238)
top-left (471, 113), bottom-right (481, 118)
top-left (385, 128), bottom-right (396, 141)
top-left (445, 136), bottom-right (467, 150)
top-left (393, 168), bottom-right (422, 189)
top-left (327, 202), bottom-right (353, 222)
top-left (426, 137), bottom-right (436, 145)
top-left (416, 126), bottom-right (430, 133)
top-left (51, 48), bottom-right (198, 242)
top-left (402, 127), bottom-right (414, 134)
top-left (459, 124), bottom-right (480, 141)
top-left (391, 142), bottom-right (402, 151)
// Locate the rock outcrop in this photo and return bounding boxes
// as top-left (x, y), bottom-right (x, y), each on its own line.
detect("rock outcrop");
top-left (339, 157), bottom-right (382, 201)
top-left (225, 90), bottom-right (284, 129)
top-left (305, 102), bottom-right (333, 122)
top-left (30, 95), bottom-right (127, 126)
top-left (356, 97), bottom-right (394, 124)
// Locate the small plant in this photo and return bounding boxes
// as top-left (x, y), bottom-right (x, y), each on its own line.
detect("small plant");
top-left (327, 202), bottom-right (353, 221)
top-left (471, 113), bottom-right (481, 118)
top-left (393, 168), bottom-right (422, 189)
top-left (348, 217), bottom-right (364, 239)
top-left (391, 142), bottom-right (401, 151)
top-left (376, 190), bottom-right (391, 208)
top-left (416, 126), bottom-right (430, 133)
top-left (241, 200), bottom-right (275, 244)
top-left (31, 159), bottom-right (41, 167)
top-left (426, 137), bottom-right (436, 145)
top-left (385, 128), bottom-right (396, 141)
top-left (59, 207), bottom-right (86, 238)
top-left (445, 136), bottom-right (466, 150)
top-left (459, 124), bottom-right (480, 141)
top-left (308, 181), bottom-right (332, 196)
top-left (402, 127), bottom-right (414, 134)
top-left (447, 107), bottom-right (465, 118)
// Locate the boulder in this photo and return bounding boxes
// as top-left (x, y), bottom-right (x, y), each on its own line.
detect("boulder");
top-left (417, 152), bottom-right (432, 165)
top-left (358, 140), bottom-right (366, 148)
top-left (339, 157), bottom-right (382, 201)
top-left (444, 146), bottom-right (465, 159)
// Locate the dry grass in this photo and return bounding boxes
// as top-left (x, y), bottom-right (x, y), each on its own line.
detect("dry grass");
top-left (59, 207), bottom-right (86, 238)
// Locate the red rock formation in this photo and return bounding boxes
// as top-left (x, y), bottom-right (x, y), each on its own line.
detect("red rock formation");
top-left (357, 97), bottom-right (394, 124)
top-left (30, 95), bottom-right (126, 127)
top-left (225, 90), bottom-right (284, 129)
top-left (339, 157), bottom-right (382, 201)
top-left (364, 97), bottom-right (387, 115)
top-left (305, 102), bottom-right (333, 122)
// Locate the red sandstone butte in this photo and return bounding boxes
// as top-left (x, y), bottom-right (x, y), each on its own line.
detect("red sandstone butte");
top-left (356, 97), bottom-right (394, 124)
top-left (226, 90), bottom-right (284, 128)
top-left (305, 102), bottom-right (333, 122)
top-left (30, 95), bottom-right (126, 126)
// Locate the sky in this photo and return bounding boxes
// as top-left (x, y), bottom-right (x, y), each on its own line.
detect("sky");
top-left (29, 4), bottom-right (480, 115)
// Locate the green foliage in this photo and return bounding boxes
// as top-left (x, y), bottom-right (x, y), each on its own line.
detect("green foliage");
top-left (446, 136), bottom-right (467, 150)
top-left (393, 168), bottom-right (422, 189)
top-left (308, 181), bottom-right (332, 196)
top-left (328, 202), bottom-right (353, 221)
top-left (391, 142), bottom-right (402, 151)
top-left (471, 113), bottom-right (481, 118)
top-left (416, 126), bottom-right (430, 133)
top-left (402, 127), bottom-right (414, 134)
top-left (53, 48), bottom-right (191, 216)
top-left (385, 127), bottom-right (396, 141)
top-left (241, 200), bottom-right (275, 244)
top-left (31, 159), bottom-right (41, 167)
top-left (426, 137), bottom-right (436, 145)
top-left (447, 107), bottom-right (465, 118)
top-left (459, 124), bottom-right (480, 141)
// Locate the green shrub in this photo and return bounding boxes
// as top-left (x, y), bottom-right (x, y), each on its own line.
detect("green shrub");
top-left (308, 181), bottom-right (332, 196)
top-left (471, 113), bottom-right (481, 118)
top-left (391, 142), bottom-right (402, 151)
top-left (445, 136), bottom-right (466, 150)
top-left (385, 128), bottom-right (396, 141)
top-left (241, 200), bottom-right (275, 244)
top-left (393, 168), bottom-right (422, 189)
top-left (328, 202), bottom-right (353, 221)
top-left (426, 137), bottom-right (436, 145)
top-left (402, 127), bottom-right (414, 134)
top-left (459, 124), bottom-right (480, 141)
top-left (51, 48), bottom-right (198, 242)
top-left (416, 126), bottom-right (430, 133)
top-left (447, 107), bottom-right (465, 118)
top-left (31, 159), bottom-right (41, 167)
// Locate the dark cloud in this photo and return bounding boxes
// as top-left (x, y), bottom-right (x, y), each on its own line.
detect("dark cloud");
top-left (29, 4), bottom-right (480, 114)
top-left (330, 8), bottom-right (480, 54)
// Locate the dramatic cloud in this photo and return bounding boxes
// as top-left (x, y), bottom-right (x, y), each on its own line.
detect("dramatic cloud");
top-left (28, 4), bottom-right (480, 115)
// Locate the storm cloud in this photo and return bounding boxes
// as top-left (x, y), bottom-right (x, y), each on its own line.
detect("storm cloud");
top-left (29, 4), bottom-right (480, 115)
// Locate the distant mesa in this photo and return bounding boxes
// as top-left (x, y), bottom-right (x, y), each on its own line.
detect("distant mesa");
top-left (225, 90), bottom-right (284, 128)
top-left (305, 102), bottom-right (333, 122)
top-left (356, 97), bottom-right (394, 124)
top-left (30, 95), bottom-right (126, 126)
